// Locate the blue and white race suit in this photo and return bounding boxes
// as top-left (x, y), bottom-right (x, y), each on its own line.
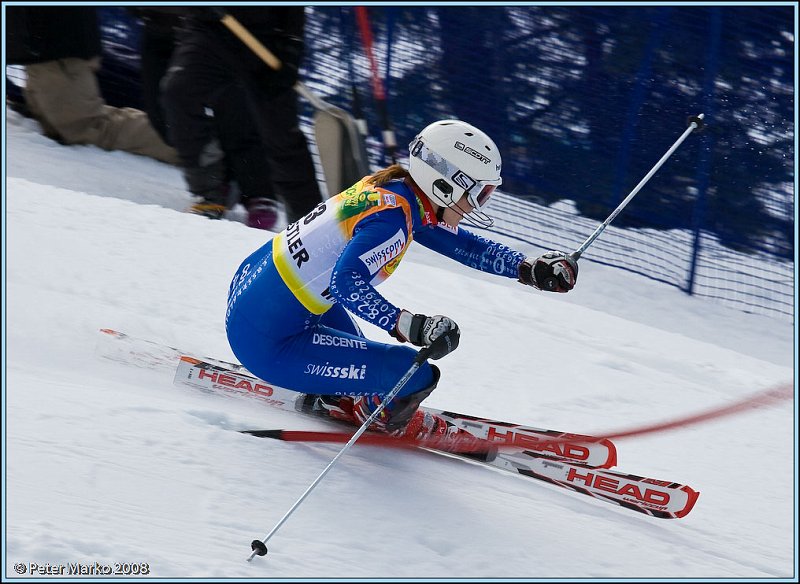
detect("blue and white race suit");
top-left (225, 177), bottom-right (526, 399)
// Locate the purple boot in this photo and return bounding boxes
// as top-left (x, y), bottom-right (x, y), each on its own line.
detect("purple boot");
top-left (246, 198), bottom-right (279, 230)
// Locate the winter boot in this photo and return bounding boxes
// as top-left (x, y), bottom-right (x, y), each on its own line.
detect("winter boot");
top-left (245, 198), bottom-right (279, 231)
top-left (189, 200), bottom-right (226, 219)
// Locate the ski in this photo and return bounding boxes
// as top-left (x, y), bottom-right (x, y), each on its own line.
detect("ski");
top-left (173, 355), bottom-right (616, 468)
top-left (494, 449), bottom-right (698, 519)
top-left (241, 429), bottom-right (500, 461)
top-left (243, 427), bottom-right (699, 519)
top-left (423, 408), bottom-right (616, 468)
top-left (98, 328), bottom-right (248, 373)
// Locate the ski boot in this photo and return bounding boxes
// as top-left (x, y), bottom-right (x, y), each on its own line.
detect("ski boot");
top-left (297, 368), bottom-right (494, 458)
top-left (351, 367), bottom-right (489, 454)
top-left (294, 366), bottom-right (444, 431)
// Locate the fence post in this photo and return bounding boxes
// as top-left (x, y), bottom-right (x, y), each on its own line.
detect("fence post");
top-left (609, 9), bottom-right (671, 210)
top-left (686, 7), bottom-right (721, 295)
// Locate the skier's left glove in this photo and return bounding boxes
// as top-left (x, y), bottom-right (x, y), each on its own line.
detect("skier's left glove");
top-left (391, 310), bottom-right (460, 359)
top-left (518, 251), bottom-right (579, 293)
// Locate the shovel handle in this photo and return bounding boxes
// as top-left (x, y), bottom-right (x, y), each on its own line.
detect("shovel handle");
top-left (217, 11), bottom-right (283, 71)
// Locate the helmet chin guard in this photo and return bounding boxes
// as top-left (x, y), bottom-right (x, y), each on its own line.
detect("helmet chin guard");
top-left (408, 120), bottom-right (502, 227)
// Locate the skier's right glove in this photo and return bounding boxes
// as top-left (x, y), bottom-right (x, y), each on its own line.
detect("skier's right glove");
top-left (391, 310), bottom-right (460, 358)
top-left (518, 251), bottom-right (579, 293)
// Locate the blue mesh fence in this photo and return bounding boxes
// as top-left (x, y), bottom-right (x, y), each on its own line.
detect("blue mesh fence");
top-left (6, 6), bottom-right (795, 320)
top-left (302, 6), bottom-right (794, 320)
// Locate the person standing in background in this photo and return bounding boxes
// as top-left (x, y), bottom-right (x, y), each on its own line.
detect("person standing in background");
top-left (161, 7), bottom-right (323, 230)
top-left (127, 7), bottom-right (184, 147)
top-left (6, 6), bottom-right (178, 165)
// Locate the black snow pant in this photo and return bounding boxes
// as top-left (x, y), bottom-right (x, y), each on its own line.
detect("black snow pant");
top-left (139, 21), bottom-right (176, 147)
top-left (161, 27), bottom-right (322, 222)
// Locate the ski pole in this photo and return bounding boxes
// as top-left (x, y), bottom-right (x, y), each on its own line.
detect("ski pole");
top-left (570, 114), bottom-right (705, 261)
top-left (246, 338), bottom-right (449, 561)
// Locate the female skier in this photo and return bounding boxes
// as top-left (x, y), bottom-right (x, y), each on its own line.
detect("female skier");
top-left (225, 119), bottom-right (578, 441)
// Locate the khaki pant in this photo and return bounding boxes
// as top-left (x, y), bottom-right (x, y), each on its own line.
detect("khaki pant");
top-left (24, 57), bottom-right (178, 165)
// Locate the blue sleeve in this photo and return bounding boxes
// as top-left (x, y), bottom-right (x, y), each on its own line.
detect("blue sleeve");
top-left (328, 208), bottom-right (408, 333)
top-left (414, 224), bottom-right (526, 279)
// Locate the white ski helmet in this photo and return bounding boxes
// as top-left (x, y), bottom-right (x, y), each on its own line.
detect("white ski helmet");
top-left (408, 120), bottom-right (502, 219)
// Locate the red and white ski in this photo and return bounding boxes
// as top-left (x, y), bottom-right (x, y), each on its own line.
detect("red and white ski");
top-left (241, 427), bottom-right (698, 519)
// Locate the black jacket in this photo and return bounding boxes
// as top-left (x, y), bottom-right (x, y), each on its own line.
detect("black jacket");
top-left (183, 7), bottom-right (305, 72)
top-left (176, 7), bottom-right (306, 91)
top-left (126, 7), bottom-right (183, 41)
top-left (6, 6), bottom-right (102, 65)
top-left (185, 6), bottom-right (305, 40)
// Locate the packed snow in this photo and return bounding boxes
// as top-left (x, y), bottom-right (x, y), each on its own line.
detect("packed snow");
top-left (4, 108), bottom-right (796, 579)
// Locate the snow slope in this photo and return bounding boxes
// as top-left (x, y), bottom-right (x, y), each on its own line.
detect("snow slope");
top-left (4, 109), bottom-right (796, 579)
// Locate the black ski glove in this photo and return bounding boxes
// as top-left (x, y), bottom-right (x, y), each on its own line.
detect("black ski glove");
top-left (519, 251), bottom-right (579, 293)
top-left (391, 310), bottom-right (460, 359)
